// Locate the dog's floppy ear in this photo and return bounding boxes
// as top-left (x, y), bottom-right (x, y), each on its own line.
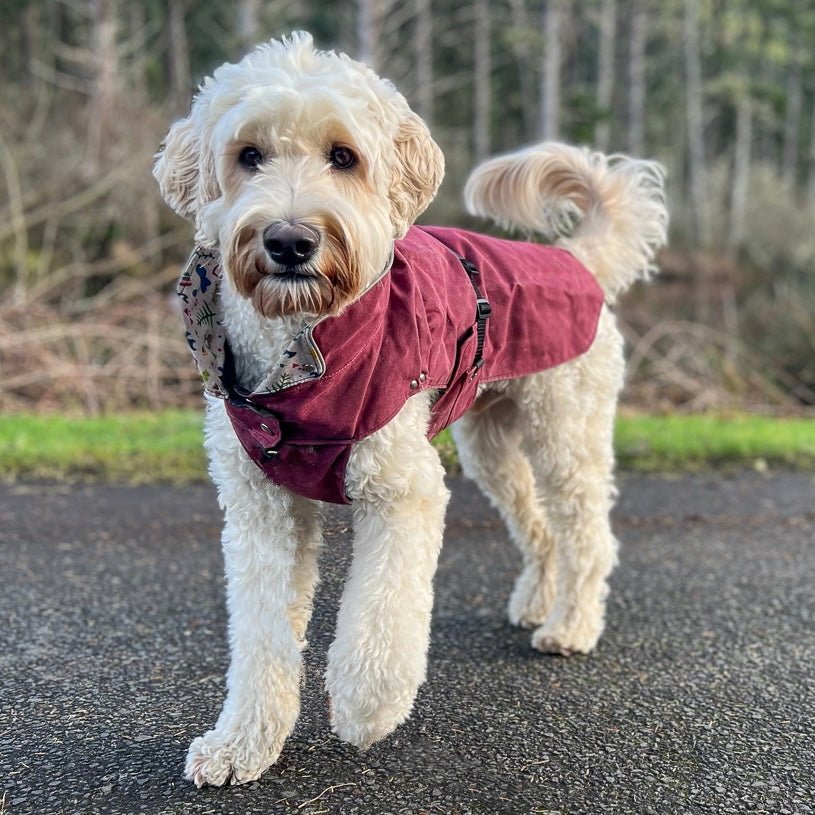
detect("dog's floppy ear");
top-left (389, 112), bottom-right (445, 238)
top-left (153, 107), bottom-right (219, 222)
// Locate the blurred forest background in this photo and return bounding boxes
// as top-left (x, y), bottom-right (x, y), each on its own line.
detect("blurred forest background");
top-left (1, 0), bottom-right (814, 415)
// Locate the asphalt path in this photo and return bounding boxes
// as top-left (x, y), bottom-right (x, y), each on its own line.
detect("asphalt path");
top-left (1, 472), bottom-right (813, 815)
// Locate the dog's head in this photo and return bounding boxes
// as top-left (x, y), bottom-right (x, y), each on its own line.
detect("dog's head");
top-left (154, 32), bottom-right (444, 319)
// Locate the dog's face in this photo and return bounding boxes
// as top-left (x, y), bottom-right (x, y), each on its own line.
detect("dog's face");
top-left (154, 32), bottom-right (444, 319)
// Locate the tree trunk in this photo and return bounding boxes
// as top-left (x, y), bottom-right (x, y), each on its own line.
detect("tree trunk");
top-left (808, 78), bottom-right (815, 204)
top-left (627, 0), bottom-right (646, 156)
top-left (414, 0), bottom-right (433, 124)
top-left (595, 0), bottom-right (616, 151)
top-left (357, 0), bottom-right (385, 72)
top-left (508, 0), bottom-right (536, 140)
top-left (723, 91), bottom-right (750, 369)
top-left (473, 0), bottom-right (491, 162)
top-left (727, 95), bottom-right (752, 257)
top-left (782, 40), bottom-right (802, 191)
top-left (237, 0), bottom-right (261, 49)
top-left (683, 0), bottom-right (709, 246)
top-left (167, 0), bottom-right (191, 115)
top-left (539, 0), bottom-right (561, 140)
top-left (129, 0), bottom-right (147, 95)
top-left (21, 2), bottom-right (41, 83)
top-left (88, 0), bottom-right (119, 165)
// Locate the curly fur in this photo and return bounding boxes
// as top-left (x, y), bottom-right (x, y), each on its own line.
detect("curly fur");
top-left (153, 31), bottom-right (668, 787)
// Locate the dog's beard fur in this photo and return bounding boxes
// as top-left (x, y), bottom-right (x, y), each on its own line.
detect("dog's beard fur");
top-left (224, 212), bottom-right (371, 319)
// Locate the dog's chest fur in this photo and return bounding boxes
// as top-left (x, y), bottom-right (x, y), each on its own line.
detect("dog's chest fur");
top-left (219, 284), bottom-right (306, 393)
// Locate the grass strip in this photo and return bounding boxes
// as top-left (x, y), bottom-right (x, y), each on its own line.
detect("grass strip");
top-left (615, 413), bottom-right (815, 471)
top-left (0, 411), bottom-right (206, 483)
top-left (1, 411), bottom-right (814, 484)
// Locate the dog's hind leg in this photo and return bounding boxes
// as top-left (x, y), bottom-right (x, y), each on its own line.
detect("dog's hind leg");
top-left (327, 394), bottom-right (449, 749)
top-left (451, 393), bottom-right (557, 629)
top-left (517, 314), bottom-right (623, 656)
top-left (287, 499), bottom-right (323, 648)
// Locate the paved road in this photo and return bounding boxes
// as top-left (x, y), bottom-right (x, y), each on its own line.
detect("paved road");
top-left (1, 473), bottom-right (813, 815)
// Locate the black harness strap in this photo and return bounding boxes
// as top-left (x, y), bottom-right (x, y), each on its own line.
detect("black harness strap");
top-left (459, 257), bottom-right (492, 373)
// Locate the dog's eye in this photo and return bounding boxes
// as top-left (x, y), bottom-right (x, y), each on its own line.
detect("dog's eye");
top-left (329, 146), bottom-right (357, 170)
top-left (239, 146), bottom-right (264, 170)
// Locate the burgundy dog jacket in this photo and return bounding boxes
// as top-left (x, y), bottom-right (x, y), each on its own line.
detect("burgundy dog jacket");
top-left (179, 226), bottom-right (604, 503)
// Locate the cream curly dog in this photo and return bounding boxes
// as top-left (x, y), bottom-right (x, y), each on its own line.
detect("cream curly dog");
top-left (153, 32), bottom-right (667, 787)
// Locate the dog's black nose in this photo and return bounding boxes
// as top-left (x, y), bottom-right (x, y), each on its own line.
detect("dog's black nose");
top-left (263, 222), bottom-right (320, 267)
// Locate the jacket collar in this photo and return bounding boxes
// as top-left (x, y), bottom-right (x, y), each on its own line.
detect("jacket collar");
top-left (177, 246), bottom-right (392, 398)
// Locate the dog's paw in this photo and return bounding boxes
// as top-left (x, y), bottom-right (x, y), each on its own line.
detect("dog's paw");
top-left (184, 728), bottom-right (282, 787)
top-left (329, 700), bottom-right (407, 750)
top-left (530, 613), bottom-right (603, 656)
top-left (327, 682), bottom-right (413, 750)
top-left (508, 561), bottom-right (555, 629)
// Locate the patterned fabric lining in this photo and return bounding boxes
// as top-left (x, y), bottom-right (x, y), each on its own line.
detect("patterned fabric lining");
top-left (177, 247), bottom-right (326, 396)
top-left (177, 246), bottom-right (392, 397)
top-left (254, 327), bottom-right (324, 392)
top-left (177, 248), bottom-right (228, 397)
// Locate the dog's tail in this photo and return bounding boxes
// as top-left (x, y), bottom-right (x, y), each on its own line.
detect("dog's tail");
top-left (463, 142), bottom-right (668, 302)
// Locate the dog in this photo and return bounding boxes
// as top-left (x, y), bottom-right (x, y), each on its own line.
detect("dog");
top-left (153, 31), bottom-right (668, 787)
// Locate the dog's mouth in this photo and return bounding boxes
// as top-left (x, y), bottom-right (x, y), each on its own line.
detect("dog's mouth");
top-left (270, 266), bottom-right (318, 283)
top-left (254, 256), bottom-right (320, 284)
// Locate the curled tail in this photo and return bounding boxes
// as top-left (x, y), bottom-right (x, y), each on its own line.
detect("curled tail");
top-left (463, 142), bottom-right (668, 302)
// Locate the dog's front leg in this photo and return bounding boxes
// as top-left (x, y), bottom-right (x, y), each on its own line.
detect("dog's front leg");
top-left (185, 400), bottom-right (321, 787)
top-left (326, 396), bottom-right (448, 749)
